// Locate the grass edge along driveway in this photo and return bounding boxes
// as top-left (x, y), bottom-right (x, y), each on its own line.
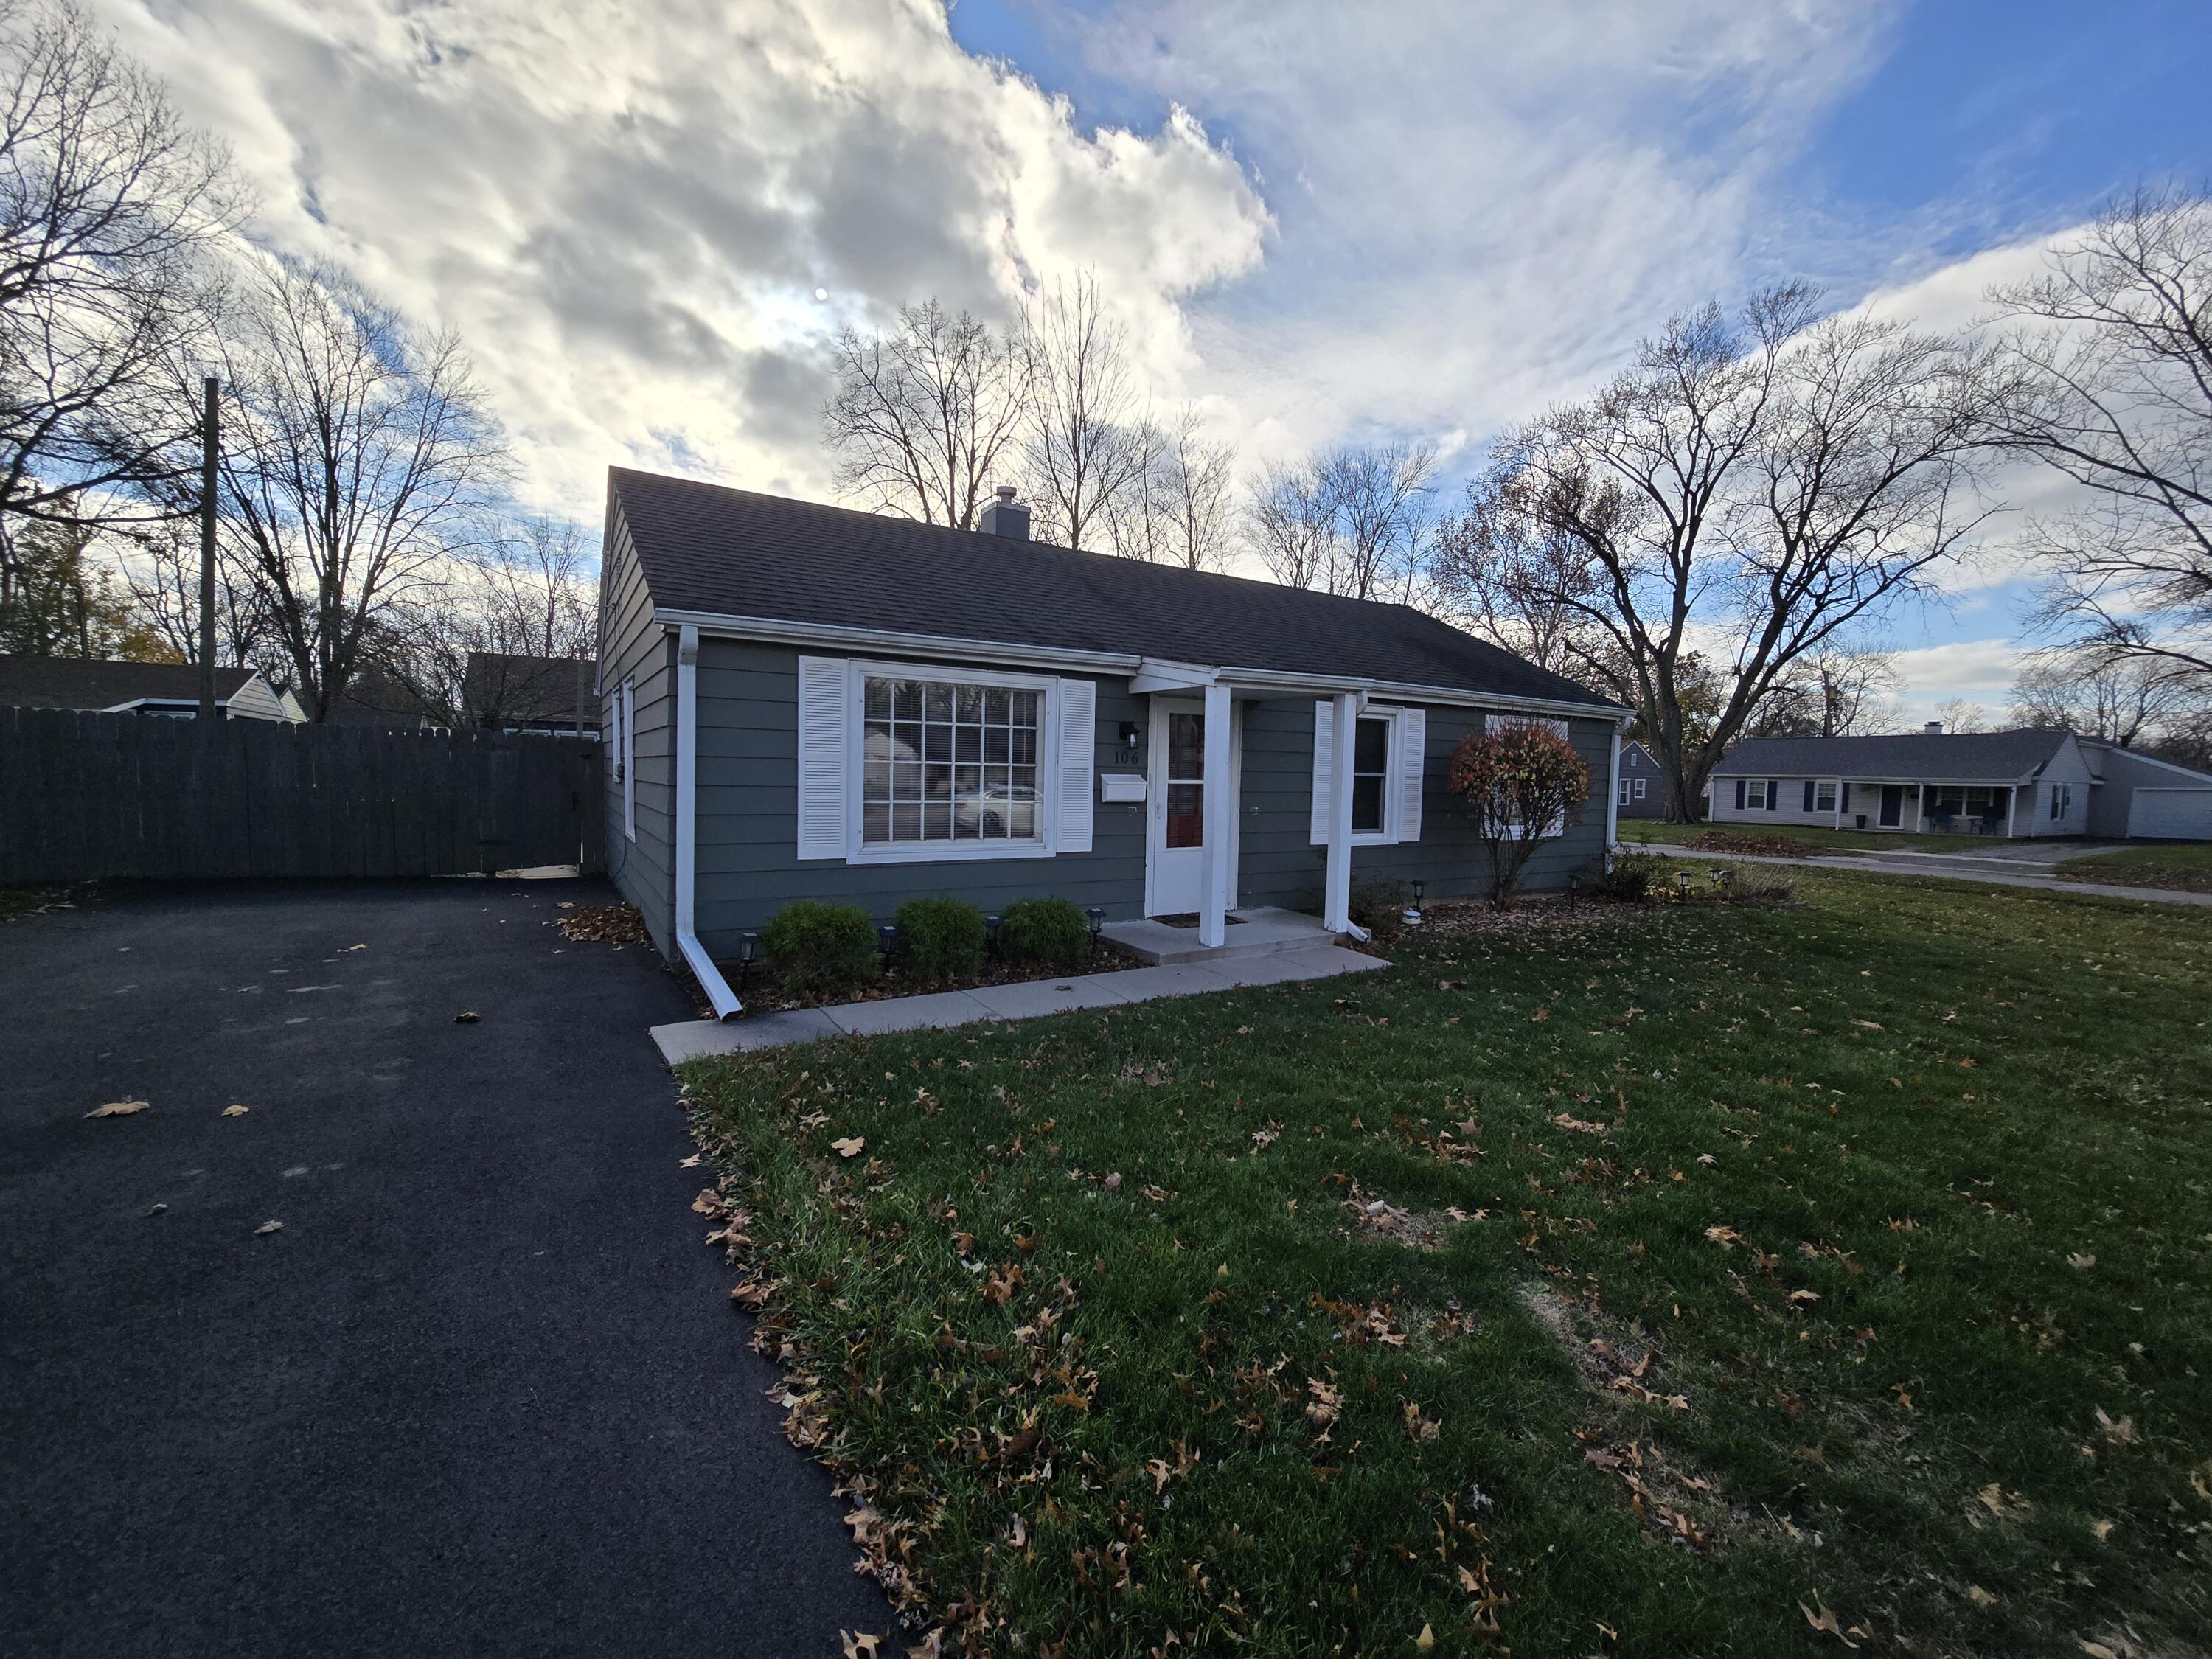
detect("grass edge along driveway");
top-left (682, 870), bottom-right (2212, 1658)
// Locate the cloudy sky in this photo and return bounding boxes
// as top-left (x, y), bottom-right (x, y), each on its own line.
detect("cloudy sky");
top-left (94, 0), bottom-right (2212, 717)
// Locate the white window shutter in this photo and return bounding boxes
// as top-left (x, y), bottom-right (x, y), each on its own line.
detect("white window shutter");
top-left (1394, 707), bottom-right (1425, 843)
top-left (1310, 700), bottom-right (1332, 844)
top-left (1054, 678), bottom-right (1095, 852)
top-left (796, 655), bottom-right (848, 860)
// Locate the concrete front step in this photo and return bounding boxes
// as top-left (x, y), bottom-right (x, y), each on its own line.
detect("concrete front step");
top-left (1098, 905), bottom-right (1346, 965)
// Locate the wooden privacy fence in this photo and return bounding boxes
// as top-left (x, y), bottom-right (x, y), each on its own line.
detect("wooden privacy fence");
top-left (0, 708), bottom-right (603, 883)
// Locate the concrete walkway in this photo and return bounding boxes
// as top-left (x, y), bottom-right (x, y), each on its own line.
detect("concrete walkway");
top-left (652, 943), bottom-right (1388, 1063)
top-left (1663, 844), bottom-right (2212, 908)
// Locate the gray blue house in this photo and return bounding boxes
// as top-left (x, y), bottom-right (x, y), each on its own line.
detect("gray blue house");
top-left (596, 469), bottom-right (1627, 1015)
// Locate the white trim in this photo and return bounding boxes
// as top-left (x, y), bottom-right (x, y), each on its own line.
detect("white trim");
top-left (1324, 692), bottom-right (1357, 932)
top-left (1312, 700), bottom-right (1422, 846)
top-left (1605, 728), bottom-right (1621, 847)
top-left (656, 609), bottom-right (1627, 723)
top-left (843, 658), bottom-right (1062, 866)
top-left (1144, 695), bottom-right (1242, 918)
top-left (1198, 681), bottom-right (1234, 947)
top-left (620, 676), bottom-right (636, 841)
top-left (674, 625), bottom-right (742, 1020)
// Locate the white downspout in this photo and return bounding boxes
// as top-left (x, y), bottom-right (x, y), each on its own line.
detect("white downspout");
top-left (1605, 723), bottom-right (1623, 848)
top-left (675, 624), bottom-right (742, 1020)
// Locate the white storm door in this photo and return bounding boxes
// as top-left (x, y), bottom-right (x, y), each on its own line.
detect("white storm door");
top-left (1147, 698), bottom-right (1207, 916)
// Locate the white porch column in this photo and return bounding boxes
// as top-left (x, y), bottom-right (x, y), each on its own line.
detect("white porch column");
top-left (1324, 692), bottom-right (1358, 932)
top-left (1197, 681), bottom-right (1234, 948)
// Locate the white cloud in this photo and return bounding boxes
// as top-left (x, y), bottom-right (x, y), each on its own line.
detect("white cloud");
top-left (89, 0), bottom-right (1270, 518)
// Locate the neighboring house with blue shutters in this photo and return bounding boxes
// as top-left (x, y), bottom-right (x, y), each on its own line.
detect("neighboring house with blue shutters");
top-left (594, 469), bottom-right (1629, 1015)
top-left (1708, 724), bottom-right (2212, 841)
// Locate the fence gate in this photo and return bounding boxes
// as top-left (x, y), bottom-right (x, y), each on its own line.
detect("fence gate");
top-left (0, 709), bottom-right (604, 883)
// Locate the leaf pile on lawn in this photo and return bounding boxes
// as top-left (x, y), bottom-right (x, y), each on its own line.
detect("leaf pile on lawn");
top-left (681, 867), bottom-right (2212, 1656)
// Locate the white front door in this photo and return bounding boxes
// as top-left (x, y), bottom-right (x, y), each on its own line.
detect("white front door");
top-left (1146, 698), bottom-right (1237, 917)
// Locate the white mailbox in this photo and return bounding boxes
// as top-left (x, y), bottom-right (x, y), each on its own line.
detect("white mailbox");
top-left (1099, 772), bottom-right (1147, 804)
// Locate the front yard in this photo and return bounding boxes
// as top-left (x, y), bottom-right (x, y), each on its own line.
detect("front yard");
top-left (2056, 844), bottom-right (2212, 895)
top-left (683, 871), bottom-right (2212, 1657)
top-left (1624, 820), bottom-right (2005, 855)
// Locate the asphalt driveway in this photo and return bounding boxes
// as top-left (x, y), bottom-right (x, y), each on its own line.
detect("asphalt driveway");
top-left (0, 878), bottom-right (887, 1658)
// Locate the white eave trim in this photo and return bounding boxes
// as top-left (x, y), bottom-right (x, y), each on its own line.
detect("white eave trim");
top-left (655, 608), bottom-right (1629, 723)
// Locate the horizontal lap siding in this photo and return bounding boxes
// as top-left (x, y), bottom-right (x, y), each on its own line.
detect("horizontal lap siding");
top-left (598, 504), bottom-right (676, 954)
top-left (690, 639), bottom-right (1147, 953)
top-left (1237, 700), bottom-right (1614, 907)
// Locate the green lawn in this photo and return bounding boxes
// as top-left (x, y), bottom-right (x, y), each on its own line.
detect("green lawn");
top-left (1624, 820), bottom-right (2006, 855)
top-left (2056, 843), bottom-right (2212, 894)
top-left (683, 871), bottom-right (2212, 1657)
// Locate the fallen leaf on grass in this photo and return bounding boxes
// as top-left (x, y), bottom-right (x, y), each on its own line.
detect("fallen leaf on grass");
top-left (254, 1220), bottom-right (282, 1236)
top-left (839, 1632), bottom-right (882, 1658)
top-left (2090, 1517), bottom-right (2115, 1540)
top-left (1415, 1623), bottom-right (1435, 1651)
top-left (1551, 1113), bottom-right (1605, 1135)
top-left (830, 1136), bottom-right (866, 1158)
top-left (2068, 1253), bottom-right (2096, 1270)
top-left (1305, 1377), bottom-right (1342, 1428)
top-left (453, 1012), bottom-right (479, 1023)
top-left (1402, 1402), bottom-right (1441, 1442)
top-left (1704, 1225), bottom-right (1747, 1249)
top-left (1799, 1592), bottom-right (1860, 1647)
top-left (678, 1153), bottom-right (701, 1168)
top-left (1966, 1585), bottom-right (1998, 1610)
top-left (2093, 1408), bottom-right (2133, 1443)
top-left (86, 1099), bottom-right (150, 1118)
top-left (222, 1105), bottom-right (250, 1117)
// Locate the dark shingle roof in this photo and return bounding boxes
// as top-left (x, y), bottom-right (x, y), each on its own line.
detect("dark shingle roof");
top-left (0, 655), bottom-right (258, 709)
top-left (610, 469), bottom-right (1618, 711)
top-left (1716, 728), bottom-right (2070, 780)
top-left (462, 652), bottom-right (598, 727)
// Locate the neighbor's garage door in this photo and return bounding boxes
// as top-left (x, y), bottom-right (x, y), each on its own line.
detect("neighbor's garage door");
top-left (2126, 787), bottom-right (2212, 840)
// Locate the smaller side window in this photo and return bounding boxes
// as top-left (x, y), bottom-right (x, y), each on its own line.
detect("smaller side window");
top-left (1745, 779), bottom-right (1767, 810)
top-left (1815, 780), bottom-right (1837, 812)
top-left (2050, 785), bottom-right (2061, 821)
top-left (1633, 777), bottom-right (1646, 800)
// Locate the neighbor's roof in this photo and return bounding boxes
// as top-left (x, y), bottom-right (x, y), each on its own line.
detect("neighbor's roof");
top-left (609, 469), bottom-right (1620, 712)
top-left (462, 651), bottom-right (598, 726)
top-left (1715, 728), bottom-right (2070, 780)
top-left (0, 654), bottom-right (258, 710)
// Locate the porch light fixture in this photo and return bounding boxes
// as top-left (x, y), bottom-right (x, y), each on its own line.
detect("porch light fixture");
top-left (1117, 720), bottom-right (1140, 749)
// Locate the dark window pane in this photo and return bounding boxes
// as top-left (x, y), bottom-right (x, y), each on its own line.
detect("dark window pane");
top-left (1352, 774), bottom-right (1385, 834)
top-left (1168, 711), bottom-right (1203, 781)
top-left (864, 679), bottom-right (891, 720)
top-left (926, 685), bottom-right (953, 721)
top-left (1166, 782), bottom-right (1203, 848)
top-left (862, 803), bottom-right (890, 842)
top-left (1354, 717), bottom-right (1388, 775)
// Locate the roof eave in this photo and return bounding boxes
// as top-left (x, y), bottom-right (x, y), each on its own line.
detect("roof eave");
top-left (653, 606), bottom-right (1629, 723)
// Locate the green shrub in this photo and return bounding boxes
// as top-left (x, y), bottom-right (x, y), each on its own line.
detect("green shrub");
top-left (1592, 844), bottom-right (1664, 903)
top-left (1347, 877), bottom-right (1411, 945)
top-left (998, 896), bottom-right (1091, 970)
top-left (762, 900), bottom-right (877, 1000)
top-left (894, 897), bottom-right (986, 982)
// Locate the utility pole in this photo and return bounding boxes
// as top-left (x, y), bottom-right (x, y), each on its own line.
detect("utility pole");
top-left (197, 372), bottom-right (219, 721)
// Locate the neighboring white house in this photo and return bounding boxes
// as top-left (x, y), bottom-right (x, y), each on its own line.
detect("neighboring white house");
top-left (0, 655), bottom-right (302, 721)
top-left (1708, 723), bottom-right (2212, 841)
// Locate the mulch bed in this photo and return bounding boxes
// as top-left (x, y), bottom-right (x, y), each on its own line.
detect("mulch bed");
top-left (1394, 893), bottom-right (1663, 943)
top-left (749, 936), bottom-right (1145, 1012)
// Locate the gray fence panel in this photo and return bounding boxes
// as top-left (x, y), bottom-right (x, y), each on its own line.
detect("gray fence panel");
top-left (0, 710), bottom-right (604, 883)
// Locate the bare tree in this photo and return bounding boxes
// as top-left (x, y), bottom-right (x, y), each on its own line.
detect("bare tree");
top-left (823, 298), bottom-right (1029, 529)
top-left (0, 0), bottom-right (240, 565)
top-left (1105, 405), bottom-right (1237, 570)
top-left (382, 514), bottom-right (597, 726)
top-left (1431, 465), bottom-right (1621, 682)
top-left (1023, 271), bottom-right (1149, 552)
top-left (193, 255), bottom-right (507, 720)
top-left (1985, 187), bottom-right (2212, 682)
top-left (2007, 647), bottom-right (2203, 747)
top-left (1317, 442), bottom-right (1438, 602)
top-left (1929, 697), bottom-right (1990, 734)
top-left (1246, 457), bottom-right (1332, 589)
top-left (1478, 286), bottom-right (2001, 820)
top-left (1750, 641), bottom-right (1902, 737)
top-left (116, 516), bottom-right (275, 672)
